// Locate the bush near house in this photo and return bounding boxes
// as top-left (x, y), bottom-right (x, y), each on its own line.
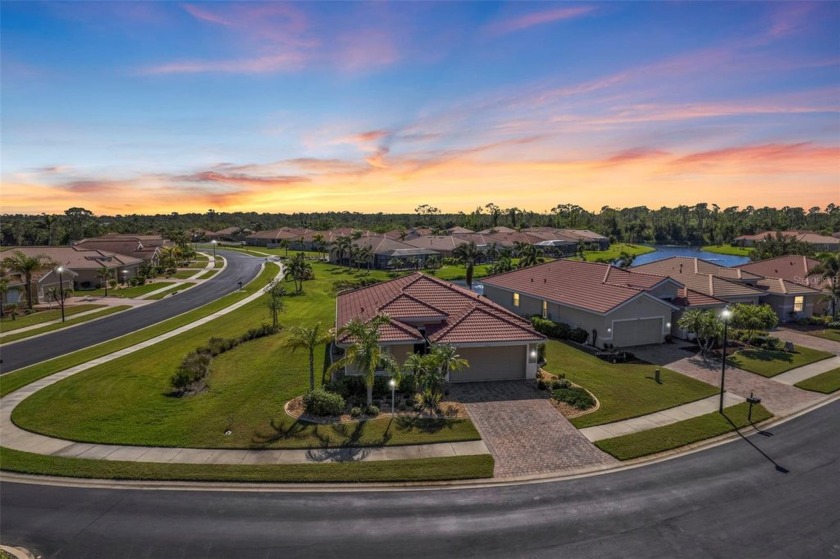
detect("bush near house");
top-left (302, 388), bottom-right (346, 416)
top-left (552, 387), bottom-right (595, 410)
top-left (530, 316), bottom-right (588, 343)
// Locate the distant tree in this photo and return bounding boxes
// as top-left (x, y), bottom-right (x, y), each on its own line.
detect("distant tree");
top-left (750, 232), bottom-right (815, 261)
top-left (490, 256), bottom-right (514, 275)
top-left (614, 251), bottom-right (636, 268)
top-left (808, 253), bottom-right (840, 319)
top-left (286, 252), bottom-right (312, 294)
top-left (0, 271), bottom-right (9, 318)
top-left (453, 241), bottom-right (481, 289)
top-left (96, 266), bottom-right (112, 296)
top-left (2, 250), bottom-right (53, 309)
top-left (335, 236), bottom-right (352, 268)
top-left (517, 244), bottom-right (540, 268)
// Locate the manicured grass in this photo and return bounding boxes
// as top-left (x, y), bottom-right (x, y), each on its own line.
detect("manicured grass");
top-left (12, 262), bottom-right (479, 450)
top-left (701, 244), bottom-right (754, 256)
top-left (727, 344), bottom-right (834, 377)
top-left (595, 402), bottom-right (772, 460)
top-left (581, 243), bottom-right (655, 263)
top-left (168, 270), bottom-right (201, 279)
top-left (0, 263), bottom-right (280, 397)
top-left (795, 367), bottom-right (840, 394)
top-left (811, 329), bottom-right (840, 343)
top-left (194, 269), bottom-right (219, 280)
top-left (145, 285), bottom-right (193, 300)
top-left (0, 304), bottom-right (103, 332)
top-left (78, 282), bottom-right (175, 298)
top-left (0, 447), bottom-right (494, 483)
top-left (0, 306), bottom-right (132, 343)
top-left (435, 263), bottom-right (495, 281)
top-left (542, 341), bottom-right (718, 428)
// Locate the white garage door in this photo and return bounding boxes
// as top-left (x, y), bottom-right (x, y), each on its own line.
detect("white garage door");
top-left (612, 318), bottom-right (663, 348)
top-left (452, 346), bottom-right (526, 382)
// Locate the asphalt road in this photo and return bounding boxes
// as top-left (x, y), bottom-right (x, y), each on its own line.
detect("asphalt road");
top-left (0, 250), bottom-right (263, 374)
top-left (2, 401), bottom-right (838, 558)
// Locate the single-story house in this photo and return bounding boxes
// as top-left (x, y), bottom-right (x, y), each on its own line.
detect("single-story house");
top-left (7, 246), bottom-right (143, 292)
top-left (737, 255), bottom-right (831, 314)
top-left (244, 228), bottom-right (310, 248)
top-left (403, 235), bottom-right (472, 258)
top-left (74, 233), bottom-right (165, 265)
top-left (482, 260), bottom-right (682, 348)
top-left (336, 272), bottom-right (545, 381)
top-left (734, 231), bottom-right (840, 251)
top-left (328, 235), bottom-right (440, 269)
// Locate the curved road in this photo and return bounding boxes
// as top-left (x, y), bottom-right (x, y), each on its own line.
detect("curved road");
top-left (0, 250), bottom-right (263, 374)
top-left (2, 401), bottom-right (838, 558)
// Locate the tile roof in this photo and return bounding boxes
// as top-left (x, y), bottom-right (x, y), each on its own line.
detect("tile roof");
top-left (336, 272), bottom-right (543, 346)
top-left (403, 235), bottom-right (470, 251)
top-left (478, 226), bottom-right (517, 234)
top-left (736, 255), bottom-right (827, 289)
top-left (673, 288), bottom-right (727, 308)
top-left (631, 258), bottom-right (766, 299)
top-left (755, 277), bottom-right (823, 296)
top-left (482, 259), bottom-right (678, 314)
top-left (634, 256), bottom-right (763, 281)
top-left (735, 230), bottom-right (840, 246)
top-left (8, 246), bottom-right (143, 270)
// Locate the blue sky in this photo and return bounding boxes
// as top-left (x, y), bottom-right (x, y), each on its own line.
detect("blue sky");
top-left (2, 1), bottom-right (838, 215)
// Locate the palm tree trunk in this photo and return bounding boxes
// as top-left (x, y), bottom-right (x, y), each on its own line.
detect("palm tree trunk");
top-left (309, 351), bottom-right (315, 391)
top-left (366, 382), bottom-right (373, 406)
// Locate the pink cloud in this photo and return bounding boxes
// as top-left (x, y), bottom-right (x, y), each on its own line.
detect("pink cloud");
top-left (182, 171), bottom-right (310, 186)
top-left (486, 6), bottom-right (595, 35)
top-left (142, 53), bottom-right (306, 75)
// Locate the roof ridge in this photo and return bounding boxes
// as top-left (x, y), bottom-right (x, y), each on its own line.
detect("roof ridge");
top-left (378, 291), bottom-right (447, 316)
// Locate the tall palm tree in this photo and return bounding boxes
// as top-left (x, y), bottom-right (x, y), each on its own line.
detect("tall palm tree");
top-left (263, 280), bottom-right (286, 328)
top-left (96, 265), bottom-right (112, 296)
top-left (335, 236), bottom-right (352, 268)
top-left (312, 233), bottom-right (325, 260)
top-left (2, 250), bottom-right (53, 309)
top-left (0, 271), bottom-right (9, 318)
top-left (809, 253), bottom-right (840, 319)
top-left (284, 323), bottom-right (333, 391)
top-left (517, 244), bottom-right (540, 268)
top-left (453, 241), bottom-right (480, 289)
top-left (327, 314), bottom-right (398, 406)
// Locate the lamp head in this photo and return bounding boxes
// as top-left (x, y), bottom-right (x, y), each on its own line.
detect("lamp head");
top-left (388, 378), bottom-right (397, 388)
top-left (722, 308), bottom-right (732, 320)
top-left (57, 266), bottom-right (64, 273)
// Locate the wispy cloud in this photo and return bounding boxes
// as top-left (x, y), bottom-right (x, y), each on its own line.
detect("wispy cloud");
top-left (142, 53), bottom-right (306, 75)
top-left (485, 6), bottom-right (595, 36)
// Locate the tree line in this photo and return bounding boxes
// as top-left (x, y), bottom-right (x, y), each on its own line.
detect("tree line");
top-left (2, 203), bottom-right (838, 247)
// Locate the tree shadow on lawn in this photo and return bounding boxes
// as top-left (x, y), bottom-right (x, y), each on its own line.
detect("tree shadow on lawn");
top-left (731, 349), bottom-right (794, 365)
top-left (393, 416), bottom-right (461, 435)
top-left (250, 417), bottom-right (311, 448)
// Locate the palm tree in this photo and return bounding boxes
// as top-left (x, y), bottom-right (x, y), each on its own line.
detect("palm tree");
top-left (357, 246), bottom-right (373, 270)
top-left (264, 280), bottom-right (286, 328)
top-left (335, 236), bottom-right (352, 268)
top-left (327, 314), bottom-right (398, 406)
top-left (278, 239), bottom-right (291, 259)
top-left (614, 251), bottom-right (636, 268)
top-left (677, 309), bottom-right (723, 353)
top-left (2, 250), bottom-right (53, 309)
top-left (453, 241), bottom-right (480, 289)
top-left (517, 244), bottom-right (540, 268)
top-left (809, 253), bottom-right (840, 319)
top-left (312, 233), bottom-right (325, 260)
top-left (284, 323), bottom-right (333, 391)
top-left (0, 271), bottom-right (9, 318)
top-left (96, 266), bottom-right (112, 296)
top-left (286, 252), bottom-right (312, 294)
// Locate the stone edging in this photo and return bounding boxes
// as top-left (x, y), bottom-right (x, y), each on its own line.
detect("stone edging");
top-left (538, 368), bottom-right (601, 418)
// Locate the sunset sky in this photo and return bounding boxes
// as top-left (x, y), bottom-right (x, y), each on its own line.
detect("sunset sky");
top-left (1, 1), bottom-right (838, 216)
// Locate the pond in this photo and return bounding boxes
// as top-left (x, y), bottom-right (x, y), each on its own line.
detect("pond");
top-left (632, 245), bottom-right (750, 267)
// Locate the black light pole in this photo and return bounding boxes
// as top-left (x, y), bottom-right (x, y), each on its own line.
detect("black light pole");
top-left (212, 240), bottom-right (217, 260)
top-left (719, 308), bottom-right (732, 414)
top-left (57, 266), bottom-right (66, 322)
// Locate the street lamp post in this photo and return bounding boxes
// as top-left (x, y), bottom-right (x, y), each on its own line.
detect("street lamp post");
top-left (56, 266), bottom-right (66, 322)
top-left (212, 240), bottom-right (217, 260)
top-left (389, 378), bottom-right (397, 415)
top-left (121, 269), bottom-right (128, 286)
top-left (719, 308), bottom-right (732, 414)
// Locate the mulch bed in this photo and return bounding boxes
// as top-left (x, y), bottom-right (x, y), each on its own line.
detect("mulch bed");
top-left (285, 395), bottom-right (468, 424)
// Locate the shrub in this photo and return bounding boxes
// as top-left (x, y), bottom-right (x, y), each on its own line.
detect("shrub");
top-left (398, 373), bottom-right (417, 394)
top-left (350, 407), bottom-right (362, 418)
top-left (552, 387), bottom-right (595, 410)
top-left (326, 375), bottom-right (366, 398)
top-left (828, 321), bottom-right (840, 330)
top-left (365, 405), bottom-right (380, 417)
top-left (762, 336), bottom-right (782, 351)
top-left (569, 327), bottom-right (589, 344)
top-left (536, 378), bottom-right (549, 391)
top-left (302, 388), bottom-right (345, 417)
top-left (552, 378), bottom-right (571, 390)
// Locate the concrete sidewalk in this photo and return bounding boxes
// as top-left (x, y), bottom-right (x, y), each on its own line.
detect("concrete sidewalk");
top-left (774, 355), bottom-right (840, 385)
top-left (579, 393), bottom-right (745, 442)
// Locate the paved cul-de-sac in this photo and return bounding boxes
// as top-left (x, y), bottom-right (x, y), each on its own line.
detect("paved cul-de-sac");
top-left (450, 381), bottom-right (616, 478)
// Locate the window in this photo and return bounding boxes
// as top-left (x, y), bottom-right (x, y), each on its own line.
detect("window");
top-left (793, 296), bottom-right (804, 313)
top-left (542, 300), bottom-right (548, 318)
top-left (513, 292), bottom-right (520, 307)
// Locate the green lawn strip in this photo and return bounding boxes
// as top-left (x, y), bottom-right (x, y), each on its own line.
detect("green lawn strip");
top-left (0, 263), bottom-right (280, 398)
top-left (145, 285), bottom-right (194, 300)
top-left (0, 447), bottom-right (494, 483)
top-left (77, 282), bottom-right (176, 298)
top-left (581, 243), bottom-right (655, 262)
top-left (194, 269), bottom-right (219, 280)
top-left (595, 403), bottom-right (772, 460)
top-left (0, 305), bottom-right (104, 332)
top-left (700, 244), bottom-right (754, 256)
top-left (169, 270), bottom-right (201, 279)
top-left (541, 341), bottom-right (718, 429)
top-left (795, 367), bottom-right (840, 394)
top-left (812, 329), bottom-right (840, 343)
top-left (0, 306), bottom-right (132, 344)
top-left (12, 262), bottom-right (476, 450)
top-left (727, 345), bottom-right (834, 377)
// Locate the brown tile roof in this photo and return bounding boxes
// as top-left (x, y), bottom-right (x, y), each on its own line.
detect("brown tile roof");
top-left (673, 288), bottom-right (727, 308)
top-left (735, 230), bottom-right (840, 246)
top-left (636, 256), bottom-right (763, 281)
top-left (736, 255), bottom-right (826, 289)
top-left (336, 273), bottom-right (543, 346)
top-left (447, 226), bottom-right (475, 234)
top-left (7, 246), bottom-right (143, 271)
top-left (631, 258), bottom-right (765, 299)
top-left (755, 277), bottom-right (823, 296)
top-left (403, 235), bottom-right (470, 251)
top-left (478, 226), bottom-right (517, 234)
top-left (482, 259), bottom-right (678, 314)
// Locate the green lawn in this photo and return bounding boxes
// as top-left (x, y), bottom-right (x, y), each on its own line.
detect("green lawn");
top-left (0, 263), bottom-right (281, 398)
top-left (0, 447), bottom-right (493, 483)
top-left (795, 368), bottom-right (840, 394)
top-left (595, 402), bottom-right (772, 460)
top-left (169, 270), bottom-right (202, 279)
top-left (0, 306), bottom-right (132, 343)
top-left (0, 304), bottom-right (103, 332)
top-left (12, 262), bottom-right (480, 450)
top-left (581, 243), bottom-right (655, 263)
top-left (145, 285), bottom-right (194, 300)
top-left (76, 282), bottom-right (175, 298)
top-left (727, 345), bottom-right (834, 377)
top-left (194, 269), bottom-right (219, 280)
top-left (701, 244), bottom-right (754, 257)
top-left (542, 341), bottom-right (718, 428)
top-left (811, 329), bottom-right (840, 343)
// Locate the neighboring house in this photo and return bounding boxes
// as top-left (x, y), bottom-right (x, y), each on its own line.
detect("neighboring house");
top-left (633, 256), bottom-right (824, 321)
top-left (478, 226), bottom-right (518, 234)
top-left (736, 255), bottom-right (826, 290)
top-left (403, 235), bottom-right (472, 258)
top-left (336, 272), bottom-right (545, 382)
top-left (74, 233), bottom-right (165, 265)
top-left (447, 226), bottom-right (475, 235)
top-left (244, 228), bottom-right (309, 248)
top-left (328, 235), bottom-right (439, 269)
top-left (482, 260), bottom-right (682, 348)
top-left (206, 227), bottom-right (249, 242)
top-left (734, 230), bottom-right (840, 251)
top-left (9, 246), bottom-right (142, 291)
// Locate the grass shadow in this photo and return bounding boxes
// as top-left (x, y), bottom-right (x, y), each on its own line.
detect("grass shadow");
top-left (393, 416), bottom-right (460, 435)
top-left (250, 417), bottom-right (311, 447)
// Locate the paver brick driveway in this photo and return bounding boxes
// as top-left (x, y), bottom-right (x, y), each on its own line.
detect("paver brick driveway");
top-left (450, 381), bottom-right (617, 478)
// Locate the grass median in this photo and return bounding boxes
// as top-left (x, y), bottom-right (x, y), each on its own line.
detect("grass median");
top-left (728, 345), bottom-right (834, 377)
top-left (595, 402), bottom-right (772, 460)
top-left (542, 341), bottom-right (718, 429)
top-left (0, 304), bottom-right (104, 332)
top-left (0, 447), bottom-right (494, 483)
top-left (0, 262), bottom-right (279, 397)
top-left (795, 367), bottom-right (840, 394)
top-left (0, 306), bottom-right (132, 344)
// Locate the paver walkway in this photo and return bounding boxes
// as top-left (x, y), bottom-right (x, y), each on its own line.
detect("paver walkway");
top-left (774, 328), bottom-right (840, 354)
top-left (632, 344), bottom-right (821, 416)
top-left (450, 381), bottom-right (616, 478)
top-left (579, 392), bottom-right (745, 442)
top-left (774, 355), bottom-right (840, 385)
